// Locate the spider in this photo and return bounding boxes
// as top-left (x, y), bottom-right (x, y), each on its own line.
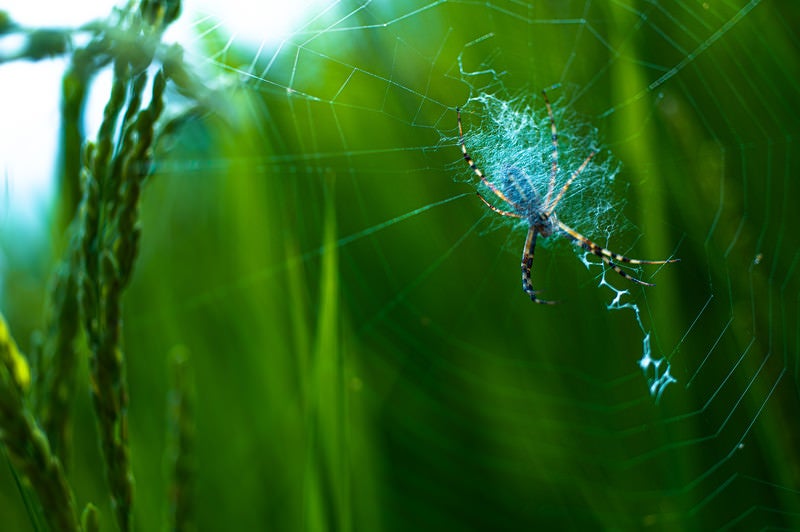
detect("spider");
top-left (457, 90), bottom-right (679, 304)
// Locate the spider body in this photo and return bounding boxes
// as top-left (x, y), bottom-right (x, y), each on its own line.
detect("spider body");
top-left (496, 166), bottom-right (557, 236)
top-left (458, 91), bottom-right (678, 304)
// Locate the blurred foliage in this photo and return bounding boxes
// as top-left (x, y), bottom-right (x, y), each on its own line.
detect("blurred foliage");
top-left (1, 1), bottom-right (800, 531)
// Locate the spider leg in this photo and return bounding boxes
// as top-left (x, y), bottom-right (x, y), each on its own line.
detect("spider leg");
top-left (599, 255), bottom-right (654, 286)
top-left (558, 222), bottom-right (680, 265)
top-left (457, 107), bottom-right (522, 210)
top-left (541, 90), bottom-right (559, 209)
top-left (557, 221), bottom-right (679, 286)
top-left (477, 193), bottom-right (522, 218)
top-left (545, 151), bottom-right (595, 216)
top-left (521, 226), bottom-right (557, 304)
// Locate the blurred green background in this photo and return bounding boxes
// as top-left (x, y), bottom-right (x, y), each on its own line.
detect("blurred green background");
top-left (2, 1), bottom-right (800, 530)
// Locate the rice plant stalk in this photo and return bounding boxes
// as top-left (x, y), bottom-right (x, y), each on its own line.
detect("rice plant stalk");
top-left (165, 346), bottom-right (196, 532)
top-left (0, 313), bottom-right (80, 532)
top-left (78, 56), bottom-right (167, 532)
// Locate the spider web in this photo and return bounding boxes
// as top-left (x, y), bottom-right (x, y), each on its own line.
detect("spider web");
top-left (3, 0), bottom-right (799, 530)
top-left (136, 1), bottom-right (799, 529)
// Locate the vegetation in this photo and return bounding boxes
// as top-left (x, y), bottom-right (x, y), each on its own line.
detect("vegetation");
top-left (1, 2), bottom-right (195, 530)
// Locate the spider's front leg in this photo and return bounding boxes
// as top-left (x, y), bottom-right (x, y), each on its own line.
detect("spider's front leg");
top-left (521, 226), bottom-right (557, 304)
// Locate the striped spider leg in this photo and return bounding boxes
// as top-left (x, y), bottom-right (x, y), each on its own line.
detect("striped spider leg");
top-left (457, 91), bottom-right (679, 303)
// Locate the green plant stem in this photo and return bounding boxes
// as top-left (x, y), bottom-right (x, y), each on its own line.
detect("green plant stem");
top-left (166, 346), bottom-right (195, 532)
top-left (79, 62), bottom-right (133, 532)
top-left (35, 236), bottom-right (82, 468)
top-left (79, 62), bottom-right (166, 532)
top-left (0, 314), bottom-right (80, 532)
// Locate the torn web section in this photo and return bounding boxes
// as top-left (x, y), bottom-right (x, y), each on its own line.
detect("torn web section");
top-left (589, 257), bottom-right (678, 402)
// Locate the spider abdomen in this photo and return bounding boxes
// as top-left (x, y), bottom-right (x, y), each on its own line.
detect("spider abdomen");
top-left (499, 166), bottom-right (545, 208)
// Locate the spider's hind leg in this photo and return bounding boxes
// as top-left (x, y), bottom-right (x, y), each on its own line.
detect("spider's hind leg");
top-left (557, 221), bottom-right (679, 286)
top-left (600, 256), bottom-right (655, 286)
top-left (521, 227), bottom-right (558, 304)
